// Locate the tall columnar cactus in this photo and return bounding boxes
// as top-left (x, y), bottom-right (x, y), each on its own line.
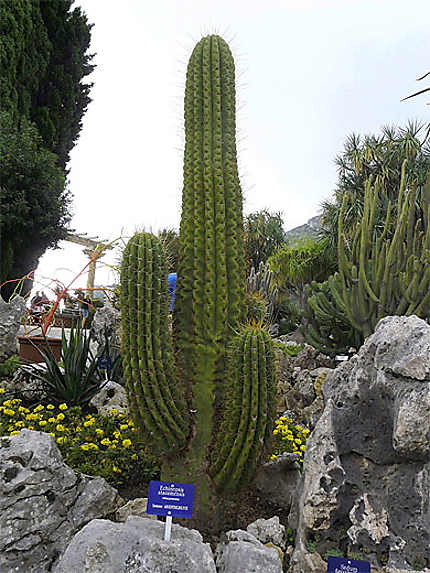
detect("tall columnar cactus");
top-left (305, 163), bottom-right (430, 353)
top-left (120, 35), bottom-right (276, 519)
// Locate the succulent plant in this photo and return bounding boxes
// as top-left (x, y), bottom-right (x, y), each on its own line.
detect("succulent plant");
top-left (120, 35), bottom-right (276, 520)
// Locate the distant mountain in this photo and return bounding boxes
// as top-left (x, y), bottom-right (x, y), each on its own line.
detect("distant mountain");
top-left (285, 215), bottom-right (322, 245)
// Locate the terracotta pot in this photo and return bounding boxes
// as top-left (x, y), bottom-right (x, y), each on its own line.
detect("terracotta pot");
top-left (18, 335), bottom-right (62, 364)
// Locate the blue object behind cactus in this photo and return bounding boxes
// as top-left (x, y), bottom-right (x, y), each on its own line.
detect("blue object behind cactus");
top-left (168, 272), bottom-right (176, 310)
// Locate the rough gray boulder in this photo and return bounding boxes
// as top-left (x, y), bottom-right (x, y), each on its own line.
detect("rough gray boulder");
top-left (215, 529), bottom-right (282, 573)
top-left (0, 430), bottom-right (122, 573)
top-left (54, 516), bottom-right (216, 573)
top-left (2, 364), bottom-right (50, 401)
top-left (246, 516), bottom-right (287, 550)
top-left (255, 453), bottom-right (301, 511)
top-left (90, 380), bottom-right (129, 415)
top-left (0, 295), bottom-right (27, 361)
top-left (91, 301), bottom-right (121, 349)
top-left (114, 498), bottom-right (157, 522)
top-left (291, 316), bottom-right (430, 573)
top-left (275, 340), bottom-right (334, 429)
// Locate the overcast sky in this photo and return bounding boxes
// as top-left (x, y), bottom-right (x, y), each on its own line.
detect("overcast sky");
top-left (36, 0), bottom-right (429, 293)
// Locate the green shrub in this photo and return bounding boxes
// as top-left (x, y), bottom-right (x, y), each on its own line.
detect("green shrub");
top-left (0, 354), bottom-right (21, 378)
top-left (275, 342), bottom-right (304, 358)
top-left (268, 237), bottom-right (336, 309)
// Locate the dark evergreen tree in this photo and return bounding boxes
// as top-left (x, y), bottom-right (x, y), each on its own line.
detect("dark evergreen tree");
top-left (0, 0), bottom-right (94, 298)
top-left (0, 0), bottom-right (94, 168)
top-left (33, 0), bottom-right (94, 169)
top-left (0, 113), bottom-right (71, 298)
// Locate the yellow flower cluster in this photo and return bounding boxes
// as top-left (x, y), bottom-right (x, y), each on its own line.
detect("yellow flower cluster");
top-left (0, 389), bottom-right (155, 487)
top-left (271, 416), bottom-right (311, 465)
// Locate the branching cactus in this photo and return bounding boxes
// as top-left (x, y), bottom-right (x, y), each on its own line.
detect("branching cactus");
top-left (120, 35), bottom-right (276, 519)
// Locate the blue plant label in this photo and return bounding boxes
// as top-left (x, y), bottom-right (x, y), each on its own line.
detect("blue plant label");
top-left (97, 356), bottom-right (112, 370)
top-left (146, 480), bottom-right (195, 518)
top-left (327, 556), bottom-right (370, 573)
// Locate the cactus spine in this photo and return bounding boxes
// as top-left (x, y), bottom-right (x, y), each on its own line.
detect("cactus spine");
top-left (120, 35), bottom-right (275, 519)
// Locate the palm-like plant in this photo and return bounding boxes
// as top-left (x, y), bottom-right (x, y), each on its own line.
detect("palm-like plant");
top-left (244, 209), bottom-right (288, 270)
top-left (321, 122), bottom-right (430, 255)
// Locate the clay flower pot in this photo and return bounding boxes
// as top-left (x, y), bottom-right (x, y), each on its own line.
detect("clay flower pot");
top-left (18, 335), bottom-right (62, 364)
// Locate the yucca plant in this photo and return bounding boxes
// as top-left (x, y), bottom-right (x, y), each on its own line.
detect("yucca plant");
top-left (32, 326), bottom-right (105, 406)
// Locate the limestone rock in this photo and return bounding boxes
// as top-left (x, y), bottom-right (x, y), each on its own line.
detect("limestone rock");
top-left (291, 316), bottom-right (430, 572)
top-left (114, 498), bottom-right (157, 521)
top-left (215, 529), bottom-right (282, 573)
top-left (246, 516), bottom-right (287, 550)
top-left (89, 380), bottom-right (129, 416)
top-left (0, 296), bottom-right (27, 361)
top-left (2, 364), bottom-right (50, 401)
top-left (302, 396), bottom-right (324, 428)
top-left (54, 516), bottom-right (216, 573)
top-left (91, 301), bottom-right (121, 349)
top-left (0, 430), bottom-right (122, 573)
top-left (255, 453), bottom-right (301, 511)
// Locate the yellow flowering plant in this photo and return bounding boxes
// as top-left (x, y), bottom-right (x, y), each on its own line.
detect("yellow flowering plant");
top-left (270, 415), bottom-right (311, 466)
top-left (0, 390), bottom-right (159, 488)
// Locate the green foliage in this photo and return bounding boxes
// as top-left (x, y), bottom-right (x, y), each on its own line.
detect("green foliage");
top-left (246, 292), bottom-right (269, 324)
top-left (268, 237), bottom-right (336, 336)
top-left (0, 355), bottom-right (21, 378)
top-left (268, 237), bottom-right (336, 300)
top-left (0, 0), bottom-right (50, 120)
top-left (0, 0), bottom-right (94, 168)
top-left (305, 162), bottom-right (430, 353)
top-left (277, 297), bottom-right (302, 335)
top-left (323, 548), bottom-right (344, 559)
top-left (321, 122), bottom-right (430, 255)
top-left (0, 112), bottom-right (71, 298)
top-left (304, 274), bottom-right (362, 355)
top-left (285, 527), bottom-right (295, 545)
top-left (275, 342), bottom-right (304, 358)
top-left (305, 535), bottom-right (320, 553)
top-left (120, 36), bottom-right (276, 515)
top-left (338, 165), bottom-right (430, 337)
top-left (0, 396), bottom-right (159, 488)
top-left (244, 209), bottom-right (288, 270)
top-left (31, 326), bottom-right (104, 406)
top-left (0, 0), bottom-right (93, 297)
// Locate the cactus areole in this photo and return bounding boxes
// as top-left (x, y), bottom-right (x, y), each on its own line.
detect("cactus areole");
top-left (120, 35), bottom-right (276, 522)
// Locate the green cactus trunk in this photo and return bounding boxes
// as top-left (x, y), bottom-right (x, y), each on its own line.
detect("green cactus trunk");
top-left (171, 35), bottom-right (246, 510)
top-left (120, 35), bottom-right (275, 526)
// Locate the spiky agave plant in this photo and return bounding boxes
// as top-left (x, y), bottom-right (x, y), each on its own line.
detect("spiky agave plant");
top-left (120, 35), bottom-right (276, 521)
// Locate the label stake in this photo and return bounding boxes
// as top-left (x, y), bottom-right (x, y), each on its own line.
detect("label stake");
top-left (164, 515), bottom-right (172, 542)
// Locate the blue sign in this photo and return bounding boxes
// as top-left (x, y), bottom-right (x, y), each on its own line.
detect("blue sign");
top-left (97, 356), bottom-right (112, 370)
top-left (146, 480), bottom-right (194, 518)
top-left (327, 557), bottom-right (370, 573)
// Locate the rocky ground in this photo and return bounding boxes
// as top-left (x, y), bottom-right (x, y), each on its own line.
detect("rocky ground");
top-left (1, 301), bottom-right (429, 572)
